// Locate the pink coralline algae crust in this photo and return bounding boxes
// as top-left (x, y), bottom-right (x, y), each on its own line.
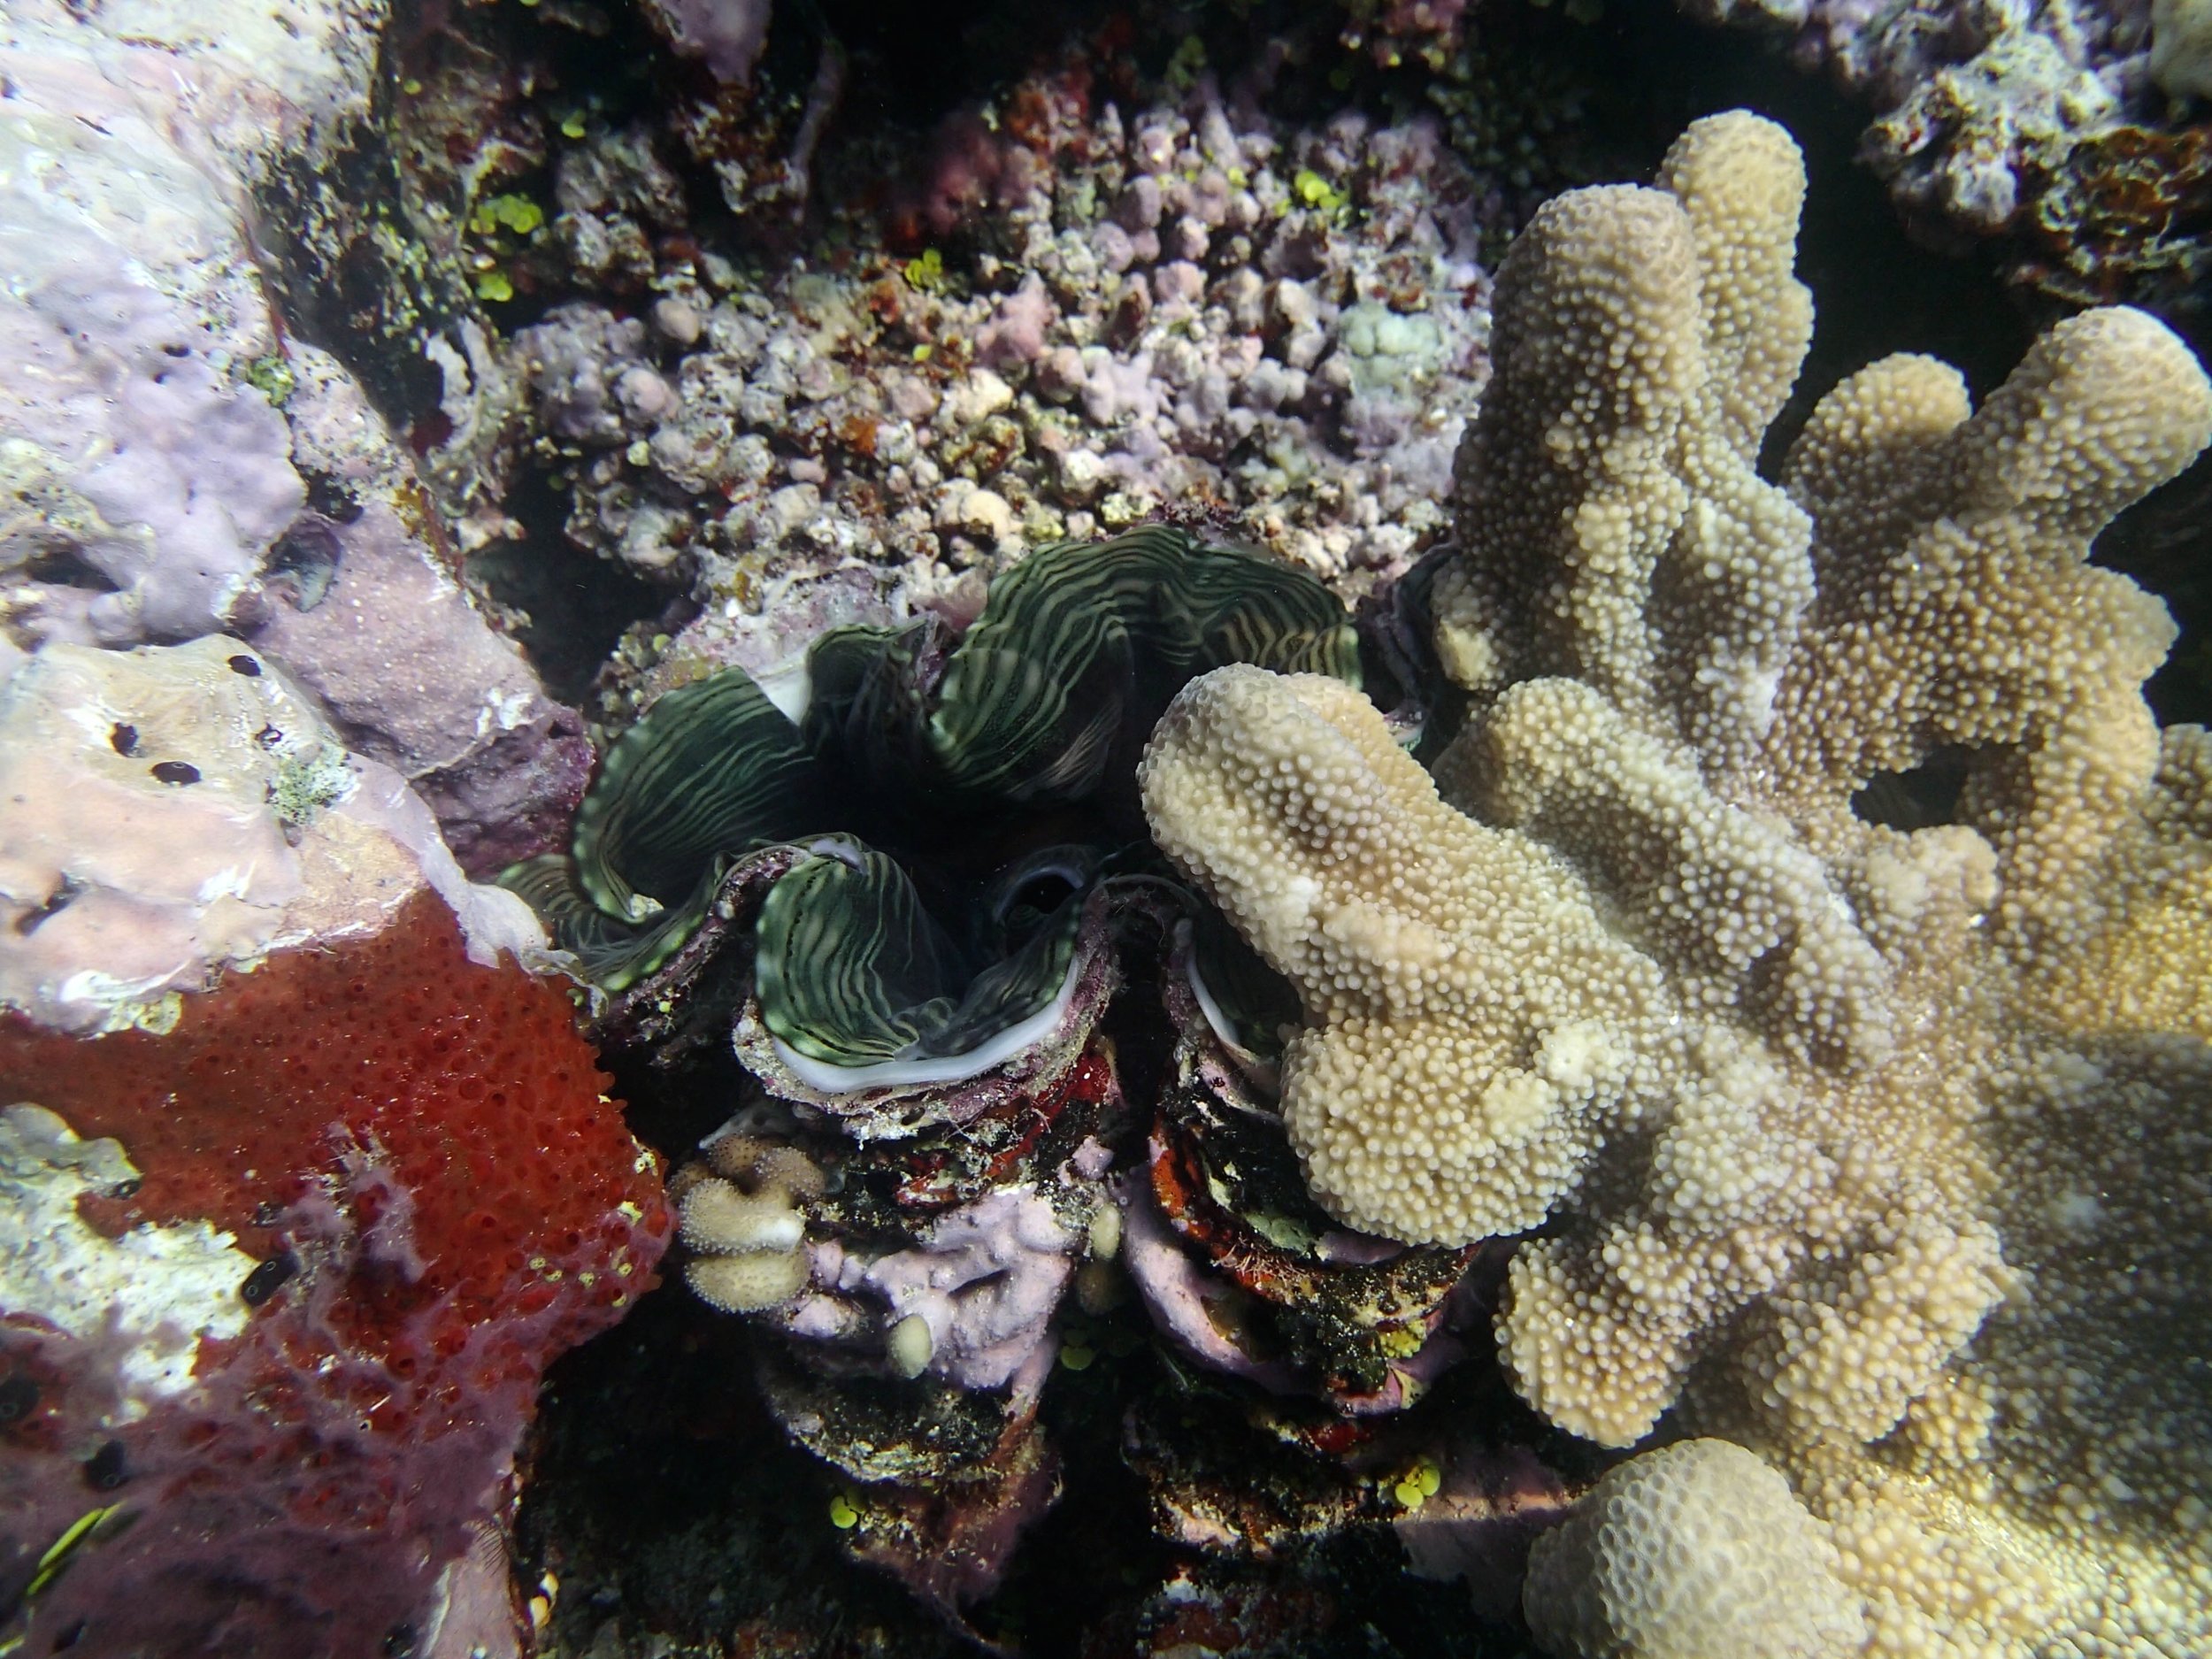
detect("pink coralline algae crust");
top-left (643, 0), bottom-right (773, 86)
top-left (248, 497), bottom-right (595, 878)
top-left (0, 889), bottom-right (670, 1658)
top-left (855, 1187), bottom-right (1081, 1394)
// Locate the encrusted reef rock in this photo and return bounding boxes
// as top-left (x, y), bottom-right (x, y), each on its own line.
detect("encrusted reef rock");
top-left (0, 0), bottom-right (367, 652)
top-left (1, 0), bottom-right (594, 876)
top-left (0, 892), bottom-right (668, 1658)
top-left (249, 347), bottom-right (594, 878)
top-left (1680, 0), bottom-right (2212, 305)
top-left (0, 631), bottom-right (669, 1655)
top-left (0, 635), bottom-right (541, 1033)
top-left (1141, 111), bottom-right (2212, 1655)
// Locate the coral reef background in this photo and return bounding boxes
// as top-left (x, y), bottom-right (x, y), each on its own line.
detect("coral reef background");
top-left (2, 0), bottom-right (2208, 1655)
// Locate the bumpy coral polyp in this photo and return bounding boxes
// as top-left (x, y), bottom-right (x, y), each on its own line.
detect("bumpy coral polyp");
top-left (0, 889), bottom-right (668, 1655)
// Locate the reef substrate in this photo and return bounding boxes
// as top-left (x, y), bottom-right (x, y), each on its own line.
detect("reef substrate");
top-left (5, 0), bottom-right (2212, 1655)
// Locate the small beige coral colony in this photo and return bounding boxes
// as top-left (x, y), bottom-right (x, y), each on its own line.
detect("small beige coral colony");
top-left (1142, 111), bottom-right (2212, 1659)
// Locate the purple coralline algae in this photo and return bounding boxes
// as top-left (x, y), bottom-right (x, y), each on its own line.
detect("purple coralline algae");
top-left (849, 1187), bottom-right (1083, 1394)
top-left (643, 0), bottom-right (774, 87)
top-left (0, 4), bottom-right (598, 873)
top-left (0, 3), bottom-right (337, 653)
top-left (250, 351), bottom-right (594, 875)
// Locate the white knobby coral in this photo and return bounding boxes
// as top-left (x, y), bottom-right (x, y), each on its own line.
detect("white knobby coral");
top-left (1523, 1438), bottom-right (1865, 1659)
top-left (677, 1134), bottom-right (826, 1313)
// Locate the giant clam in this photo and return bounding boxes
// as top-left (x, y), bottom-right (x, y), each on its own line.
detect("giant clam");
top-left (502, 526), bottom-right (1505, 1618)
top-left (504, 526), bottom-right (1356, 1098)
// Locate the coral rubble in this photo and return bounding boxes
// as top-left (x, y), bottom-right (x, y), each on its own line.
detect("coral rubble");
top-left (519, 37), bottom-right (1499, 706)
top-left (1144, 110), bottom-right (2212, 1655)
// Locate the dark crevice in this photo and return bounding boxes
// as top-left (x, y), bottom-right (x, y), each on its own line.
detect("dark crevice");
top-left (2099, 448), bottom-right (2212, 728)
top-left (22, 545), bottom-right (119, 594)
top-left (1851, 745), bottom-right (1977, 832)
top-left (465, 463), bottom-right (673, 709)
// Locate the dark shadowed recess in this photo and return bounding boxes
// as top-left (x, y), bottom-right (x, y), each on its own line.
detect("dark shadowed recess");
top-left (1541, 8), bottom-right (2036, 433)
top-left (514, 1290), bottom-right (961, 1659)
top-left (517, 1225), bottom-right (1530, 1659)
top-left (2100, 452), bottom-right (2212, 726)
top-left (471, 464), bottom-right (677, 709)
top-left (814, 0), bottom-right (1115, 125)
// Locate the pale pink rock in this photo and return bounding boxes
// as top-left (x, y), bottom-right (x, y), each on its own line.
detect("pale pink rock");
top-left (248, 501), bottom-right (589, 877)
top-left (977, 273), bottom-right (1056, 369)
top-left (642, 0), bottom-right (772, 84)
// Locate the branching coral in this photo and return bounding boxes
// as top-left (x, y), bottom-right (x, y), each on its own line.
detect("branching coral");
top-left (1141, 110), bottom-right (2212, 1655)
top-left (1141, 664), bottom-right (1676, 1251)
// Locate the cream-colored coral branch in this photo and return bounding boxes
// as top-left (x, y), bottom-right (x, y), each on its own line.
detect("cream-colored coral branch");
top-left (1142, 105), bottom-right (2212, 1658)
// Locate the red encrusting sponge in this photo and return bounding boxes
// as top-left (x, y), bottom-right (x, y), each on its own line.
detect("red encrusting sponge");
top-left (0, 888), bottom-right (671, 1657)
